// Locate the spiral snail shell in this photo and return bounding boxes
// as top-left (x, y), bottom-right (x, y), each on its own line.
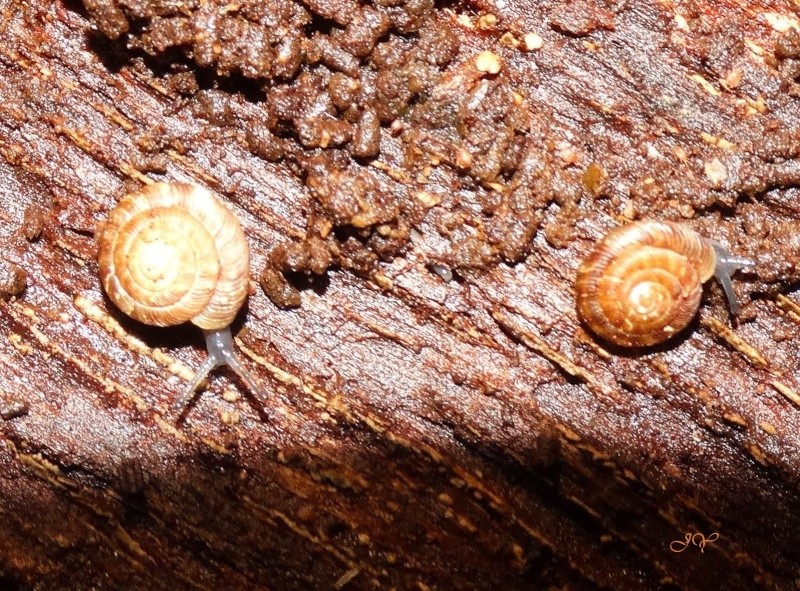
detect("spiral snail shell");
top-left (98, 182), bottom-right (265, 417)
top-left (575, 221), bottom-right (752, 348)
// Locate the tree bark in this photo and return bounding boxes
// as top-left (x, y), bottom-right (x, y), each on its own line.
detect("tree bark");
top-left (1, 0), bottom-right (800, 589)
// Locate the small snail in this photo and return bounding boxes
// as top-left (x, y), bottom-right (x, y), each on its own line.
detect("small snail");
top-left (97, 182), bottom-right (265, 416)
top-left (575, 221), bottom-right (753, 347)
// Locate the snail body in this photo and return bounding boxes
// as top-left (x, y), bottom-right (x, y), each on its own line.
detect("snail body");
top-left (575, 221), bottom-right (752, 347)
top-left (98, 182), bottom-right (265, 416)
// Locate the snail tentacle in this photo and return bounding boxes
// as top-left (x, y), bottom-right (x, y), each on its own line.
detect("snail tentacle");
top-left (172, 350), bottom-right (220, 416)
top-left (709, 241), bottom-right (755, 316)
top-left (204, 328), bottom-right (267, 408)
top-left (171, 328), bottom-right (266, 417)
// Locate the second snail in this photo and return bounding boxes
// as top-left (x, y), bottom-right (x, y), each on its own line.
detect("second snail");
top-left (575, 221), bottom-right (753, 348)
top-left (97, 182), bottom-right (266, 417)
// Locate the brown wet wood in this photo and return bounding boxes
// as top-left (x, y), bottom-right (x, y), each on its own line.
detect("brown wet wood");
top-left (1, 0), bottom-right (800, 590)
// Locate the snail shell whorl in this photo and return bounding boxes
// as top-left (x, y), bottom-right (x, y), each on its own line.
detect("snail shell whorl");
top-left (98, 183), bottom-right (250, 331)
top-left (575, 221), bottom-right (717, 347)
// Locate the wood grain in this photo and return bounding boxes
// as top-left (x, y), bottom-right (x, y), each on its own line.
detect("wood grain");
top-left (1, 0), bottom-right (799, 589)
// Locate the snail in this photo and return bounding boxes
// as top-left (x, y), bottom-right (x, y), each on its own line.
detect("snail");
top-left (97, 182), bottom-right (266, 416)
top-left (575, 221), bottom-right (753, 347)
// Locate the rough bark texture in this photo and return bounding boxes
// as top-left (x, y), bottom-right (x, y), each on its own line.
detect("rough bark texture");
top-left (1, 0), bottom-right (800, 589)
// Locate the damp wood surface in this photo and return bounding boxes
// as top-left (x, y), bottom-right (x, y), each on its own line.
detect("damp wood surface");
top-left (0, 0), bottom-right (799, 589)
